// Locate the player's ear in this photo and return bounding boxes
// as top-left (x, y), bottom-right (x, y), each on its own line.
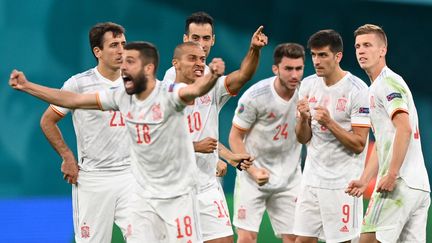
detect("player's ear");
top-left (271, 65), bottom-right (278, 76)
top-left (172, 58), bottom-right (179, 68)
top-left (211, 34), bottom-right (215, 46)
top-left (335, 52), bottom-right (343, 63)
top-left (93, 47), bottom-right (102, 59)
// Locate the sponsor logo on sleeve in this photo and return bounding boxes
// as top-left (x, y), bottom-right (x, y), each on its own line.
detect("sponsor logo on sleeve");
top-left (168, 83), bottom-right (176, 92)
top-left (386, 92), bottom-right (402, 101)
top-left (359, 107), bottom-right (370, 114)
top-left (237, 104), bottom-right (245, 114)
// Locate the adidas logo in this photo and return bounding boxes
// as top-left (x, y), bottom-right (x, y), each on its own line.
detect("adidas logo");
top-left (339, 225), bottom-right (349, 232)
top-left (267, 112), bottom-right (276, 119)
top-left (308, 96), bottom-right (317, 103)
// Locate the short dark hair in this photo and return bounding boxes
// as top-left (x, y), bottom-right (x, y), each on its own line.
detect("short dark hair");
top-left (307, 29), bottom-right (343, 53)
top-left (89, 22), bottom-right (125, 59)
top-left (185, 11), bottom-right (214, 35)
top-left (273, 43), bottom-right (305, 65)
top-left (125, 42), bottom-right (159, 75)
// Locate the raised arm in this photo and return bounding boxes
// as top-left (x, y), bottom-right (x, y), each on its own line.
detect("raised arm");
top-left (9, 70), bottom-right (100, 109)
top-left (225, 26), bottom-right (268, 95)
top-left (295, 96), bottom-right (312, 144)
top-left (40, 107), bottom-right (79, 184)
top-left (179, 58), bottom-right (225, 103)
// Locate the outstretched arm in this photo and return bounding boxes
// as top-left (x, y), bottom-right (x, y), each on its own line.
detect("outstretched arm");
top-left (9, 70), bottom-right (100, 109)
top-left (225, 26), bottom-right (268, 95)
top-left (179, 58), bottom-right (225, 103)
top-left (40, 107), bottom-right (79, 184)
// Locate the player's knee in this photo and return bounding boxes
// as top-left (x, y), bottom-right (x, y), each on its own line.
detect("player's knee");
top-left (282, 234), bottom-right (296, 243)
top-left (236, 228), bottom-right (257, 243)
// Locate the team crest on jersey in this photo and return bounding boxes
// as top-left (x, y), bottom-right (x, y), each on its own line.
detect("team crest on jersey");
top-left (81, 224), bottom-right (90, 238)
top-left (308, 96), bottom-right (317, 103)
top-left (238, 207), bottom-right (246, 219)
top-left (199, 94), bottom-right (211, 105)
top-left (386, 92), bottom-right (402, 101)
top-left (237, 104), bottom-right (245, 114)
top-left (336, 97), bottom-right (347, 112)
top-left (151, 103), bottom-right (162, 121)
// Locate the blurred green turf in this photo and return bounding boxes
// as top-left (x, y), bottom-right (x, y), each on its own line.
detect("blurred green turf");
top-left (75, 194), bottom-right (432, 243)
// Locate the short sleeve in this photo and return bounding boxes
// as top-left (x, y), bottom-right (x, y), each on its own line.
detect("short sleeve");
top-left (351, 88), bottom-right (371, 127)
top-left (97, 89), bottom-right (121, 111)
top-left (50, 77), bottom-right (78, 116)
top-left (381, 76), bottom-right (409, 118)
top-left (232, 91), bottom-right (257, 130)
top-left (167, 82), bottom-right (188, 111)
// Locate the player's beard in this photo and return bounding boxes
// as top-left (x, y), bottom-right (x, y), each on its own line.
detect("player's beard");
top-left (124, 72), bottom-right (148, 95)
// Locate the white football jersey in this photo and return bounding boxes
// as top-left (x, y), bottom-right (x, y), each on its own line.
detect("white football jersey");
top-left (233, 76), bottom-right (302, 190)
top-left (370, 66), bottom-right (430, 192)
top-left (98, 81), bottom-right (199, 198)
top-left (163, 66), bottom-right (232, 191)
top-left (299, 72), bottom-right (370, 189)
top-left (51, 67), bottom-right (131, 172)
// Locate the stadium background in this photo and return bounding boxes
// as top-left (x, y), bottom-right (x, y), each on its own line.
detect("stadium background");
top-left (1, 0), bottom-right (431, 242)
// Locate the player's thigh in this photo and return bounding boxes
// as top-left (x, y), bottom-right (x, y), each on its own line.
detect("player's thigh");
top-left (398, 191), bottom-right (430, 242)
top-left (128, 189), bottom-right (202, 243)
top-left (364, 179), bottom-right (430, 243)
top-left (113, 170), bottom-right (135, 236)
top-left (293, 185), bottom-right (322, 238)
top-left (318, 188), bottom-right (362, 243)
top-left (197, 185), bottom-right (233, 241)
top-left (73, 171), bottom-right (118, 242)
top-left (233, 177), bottom-right (268, 232)
top-left (127, 198), bottom-right (166, 243)
top-left (266, 183), bottom-right (299, 237)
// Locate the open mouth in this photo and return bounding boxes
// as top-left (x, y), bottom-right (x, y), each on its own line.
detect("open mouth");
top-left (194, 69), bottom-right (204, 77)
top-left (122, 75), bottom-right (134, 89)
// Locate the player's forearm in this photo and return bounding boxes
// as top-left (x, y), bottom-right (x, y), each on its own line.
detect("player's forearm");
top-left (22, 82), bottom-right (98, 109)
top-left (228, 131), bottom-right (248, 155)
top-left (182, 72), bottom-right (219, 103)
top-left (388, 126), bottom-right (411, 177)
top-left (359, 146), bottom-right (379, 183)
top-left (226, 47), bottom-right (260, 94)
top-left (326, 121), bottom-right (368, 154)
top-left (217, 142), bottom-right (231, 161)
top-left (295, 118), bottom-right (312, 144)
top-left (40, 115), bottom-right (75, 161)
